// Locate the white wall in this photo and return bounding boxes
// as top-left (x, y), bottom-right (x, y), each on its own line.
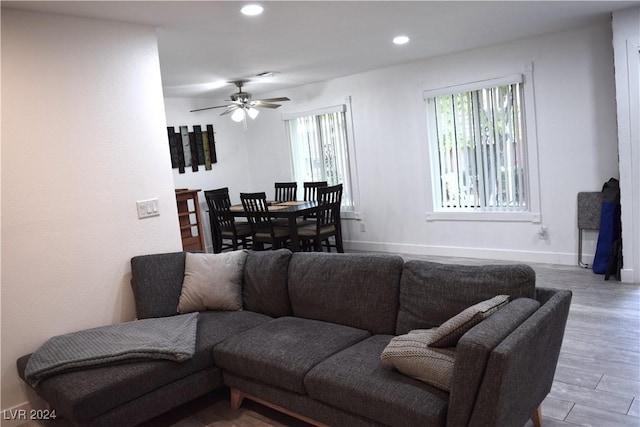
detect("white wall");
top-left (1, 9), bottom-right (182, 413)
top-left (237, 20), bottom-right (620, 266)
top-left (612, 6), bottom-right (640, 283)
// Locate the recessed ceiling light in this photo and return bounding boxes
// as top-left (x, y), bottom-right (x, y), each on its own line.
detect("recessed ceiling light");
top-left (393, 35), bottom-right (410, 45)
top-left (241, 4), bottom-right (263, 16)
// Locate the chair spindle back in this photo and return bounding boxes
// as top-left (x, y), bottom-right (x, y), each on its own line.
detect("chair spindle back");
top-left (274, 182), bottom-right (298, 202)
top-left (317, 184), bottom-right (343, 230)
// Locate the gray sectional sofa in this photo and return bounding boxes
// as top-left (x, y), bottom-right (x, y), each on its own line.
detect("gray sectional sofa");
top-left (16, 249), bottom-right (572, 427)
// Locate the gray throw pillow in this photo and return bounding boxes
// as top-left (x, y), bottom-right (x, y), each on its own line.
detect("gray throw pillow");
top-left (427, 294), bottom-right (509, 348)
top-left (177, 250), bottom-right (248, 313)
top-left (381, 329), bottom-right (456, 391)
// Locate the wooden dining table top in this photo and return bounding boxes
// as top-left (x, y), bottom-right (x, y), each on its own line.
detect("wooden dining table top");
top-left (229, 200), bottom-right (319, 216)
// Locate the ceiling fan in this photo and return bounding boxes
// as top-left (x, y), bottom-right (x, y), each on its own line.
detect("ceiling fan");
top-left (190, 80), bottom-right (290, 131)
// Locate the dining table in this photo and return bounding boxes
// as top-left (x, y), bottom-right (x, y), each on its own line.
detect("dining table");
top-left (229, 200), bottom-right (322, 252)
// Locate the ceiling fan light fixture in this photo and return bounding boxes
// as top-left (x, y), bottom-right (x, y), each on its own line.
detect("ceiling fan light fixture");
top-left (247, 108), bottom-right (260, 120)
top-left (231, 108), bottom-right (246, 122)
top-left (241, 4), bottom-right (263, 16)
top-left (190, 80), bottom-right (289, 131)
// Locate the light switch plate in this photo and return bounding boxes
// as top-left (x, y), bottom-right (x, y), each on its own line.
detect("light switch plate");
top-left (136, 198), bottom-right (159, 219)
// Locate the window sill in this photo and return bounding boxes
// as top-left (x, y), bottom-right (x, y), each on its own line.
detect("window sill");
top-left (426, 211), bottom-right (541, 223)
top-left (340, 210), bottom-right (361, 220)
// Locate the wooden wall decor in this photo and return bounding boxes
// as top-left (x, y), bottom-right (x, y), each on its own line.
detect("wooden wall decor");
top-left (167, 124), bottom-right (217, 173)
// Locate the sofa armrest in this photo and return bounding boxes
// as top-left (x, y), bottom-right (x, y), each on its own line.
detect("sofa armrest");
top-left (468, 289), bottom-right (572, 427)
top-left (447, 298), bottom-right (541, 427)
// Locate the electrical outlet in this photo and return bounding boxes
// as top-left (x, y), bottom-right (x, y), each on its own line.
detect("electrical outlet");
top-left (360, 222), bottom-right (367, 232)
top-left (137, 198), bottom-right (159, 219)
top-left (538, 225), bottom-right (548, 239)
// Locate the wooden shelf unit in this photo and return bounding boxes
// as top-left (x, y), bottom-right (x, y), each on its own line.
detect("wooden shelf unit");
top-left (175, 188), bottom-right (205, 252)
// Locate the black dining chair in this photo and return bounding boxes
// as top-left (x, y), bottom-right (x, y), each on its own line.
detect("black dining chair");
top-left (301, 181), bottom-right (328, 224)
top-left (298, 184), bottom-right (344, 252)
top-left (204, 188), bottom-right (252, 253)
top-left (240, 192), bottom-right (291, 250)
top-left (273, 182), bottom-right (298, 227)
top-left (303, 181), bottom-right (328, 202)
top-left (274, 182), bottom-right (298, 202)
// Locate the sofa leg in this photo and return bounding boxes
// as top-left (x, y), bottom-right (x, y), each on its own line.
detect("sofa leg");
top-left (229, 388), bottom-right (329, 427)
top-left (230, 388), bottom-right (244, 410)
top-left (531, 405), bottom-right (542, 427)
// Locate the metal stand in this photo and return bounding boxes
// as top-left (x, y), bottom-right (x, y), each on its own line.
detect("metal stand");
top-left (577, 192), bottom-right (602, 268)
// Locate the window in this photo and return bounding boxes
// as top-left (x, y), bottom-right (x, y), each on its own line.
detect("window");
top-left (285, 106), bottom-right (354, 210)
top-left (425, 75), bottom-right (532, 214)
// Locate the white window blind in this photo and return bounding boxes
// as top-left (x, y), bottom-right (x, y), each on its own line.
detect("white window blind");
top-left (285, 107), bottom-right (354, 209)
top-left (425, 76), bottom-right (528, 212)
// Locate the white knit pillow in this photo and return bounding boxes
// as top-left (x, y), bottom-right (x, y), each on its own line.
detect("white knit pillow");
top-left (177, 251), bottom-right (247, 313)
top-left (428, 294), bottom-right (509, 348)
top-left (381, 329), bottom-right (456, 391)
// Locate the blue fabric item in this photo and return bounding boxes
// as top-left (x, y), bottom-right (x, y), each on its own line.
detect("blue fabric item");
top-left (593, 200), bottom-right (621, 274)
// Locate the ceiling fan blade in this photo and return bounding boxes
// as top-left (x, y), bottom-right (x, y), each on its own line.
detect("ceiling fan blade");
top-left (220, 105), bottom-right (239, 116)
top-left (255, 97), bottom-right (290, 103)
top-left (190, 104), bottom-right (230, 112)
top-left (253, 102), bottom-right (284, 109)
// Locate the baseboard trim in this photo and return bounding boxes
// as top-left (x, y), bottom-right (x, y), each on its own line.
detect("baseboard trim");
top-left (343, 240), bottom-right (580, 266)
top-left (620, 268), bottom-right (636, 283)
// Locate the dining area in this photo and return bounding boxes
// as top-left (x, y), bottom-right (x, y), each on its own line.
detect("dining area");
top-left (202, 181), bottom-right (344, 254)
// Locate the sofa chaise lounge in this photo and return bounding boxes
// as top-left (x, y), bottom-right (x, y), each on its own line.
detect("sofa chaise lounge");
top-left (17, 249), bottom-right (571, 427)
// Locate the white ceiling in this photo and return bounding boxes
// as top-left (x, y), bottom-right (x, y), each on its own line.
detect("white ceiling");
top-left (3, 1), bottom-right (637, 99)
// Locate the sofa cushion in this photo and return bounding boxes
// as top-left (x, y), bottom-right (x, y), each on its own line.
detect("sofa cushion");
top-left (131, 252), bottom-right (186, 319)
top-left (396, 261), bottom-right (535, 334)
top-left (214, 316), bottom-right (370, 394)
top-left (428, 294), bottom-right (509, 348)
top-left (305, 335), bottom-right (449, 426)
top-left (243, 249), bottom-right (292, 317)
top-left (91, 367), bottom-right (220, 427)
top-left (288, 252), bottom-right (403, 334)
top-left (17, 311), bottom-right (271, 423)
top-left (178, 251), bottom-right (247, 313)
top-left (381, 329), bottom-right (456, 391)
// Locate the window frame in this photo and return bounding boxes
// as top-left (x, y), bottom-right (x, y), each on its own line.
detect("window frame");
top-left (282, 99), bottom-right (361, 219)
top-left (424, 65), bottom-right (542, 223)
